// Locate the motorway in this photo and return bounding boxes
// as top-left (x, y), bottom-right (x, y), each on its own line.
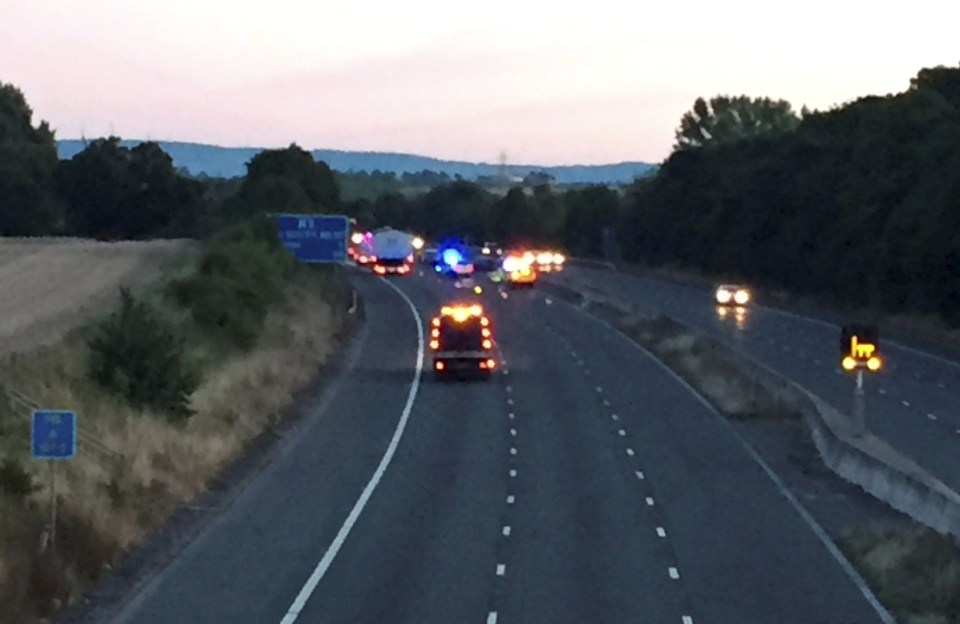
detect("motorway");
top-left (107, 269), bottom-right (888, 624)
top-left (552, 265), bottom-right (960, 493)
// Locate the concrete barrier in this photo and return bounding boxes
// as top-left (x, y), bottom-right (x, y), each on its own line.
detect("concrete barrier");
top-left (546, 280), bottom-right (960, 543)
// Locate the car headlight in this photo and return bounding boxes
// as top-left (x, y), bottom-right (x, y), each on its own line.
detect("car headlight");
top-left (733, 289), bottom-right (750, 305)
top-left (716, 289), bottom-right (732, 303)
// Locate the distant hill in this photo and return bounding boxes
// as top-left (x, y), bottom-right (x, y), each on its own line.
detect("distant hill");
top-left (56, 140), bottom-right (656, 185)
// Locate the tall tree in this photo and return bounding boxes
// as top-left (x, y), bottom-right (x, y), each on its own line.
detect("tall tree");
top-left (0, 82), bottom-right (65, 235)
top-left (236, 144), bottom-right (341, 217)
top-left (674, 95), bottom-right (800, 150)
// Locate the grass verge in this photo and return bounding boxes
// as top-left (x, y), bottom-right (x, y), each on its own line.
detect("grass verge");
top-left (588, 301), bottom-right (787, 421)
top-left (839, 524), bottom-right (960, 624)
top-left (0, 251), bottom-right (352, 623)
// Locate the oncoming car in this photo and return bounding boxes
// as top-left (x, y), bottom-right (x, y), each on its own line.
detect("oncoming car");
top-left (715, 284), bottom-right (751, 306)
top-left (429, 304), bottom-right (497, 380)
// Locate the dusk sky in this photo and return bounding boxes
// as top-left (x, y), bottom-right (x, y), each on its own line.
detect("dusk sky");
top-left (1, 1), bottom-right (957, 165)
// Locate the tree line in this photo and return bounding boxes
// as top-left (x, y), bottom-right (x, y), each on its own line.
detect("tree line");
top-left (620, 63), bottom-right (960, 324)
top-left (4, 62), bottom-right (959, 324)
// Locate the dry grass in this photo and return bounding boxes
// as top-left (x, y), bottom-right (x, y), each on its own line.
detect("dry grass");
top-left (0, 238), bottom-right (193, 358)
top-left (839, 524), bottom-right (960, 623)
top-left (0, 269), bottom-right (348, 623)
top-left (609, 311), bottom-right (775, 419)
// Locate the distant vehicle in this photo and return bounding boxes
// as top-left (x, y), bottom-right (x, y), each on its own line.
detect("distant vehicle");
top-left (715, 284), bottom-right (751, 306)
top-left (434, 245), bottom-right (474, 278)
top-left (481, 241), bottom-right (502, 256)
top-left (507, 264), bottom-right (536, 288)
top-left (429, 303), bottom-right (497, 380)
top-left (502, 254), bottom-right (536, 288)
top-left (354, 233), bottom-right (376, 267)
top-left (421, 248), bottom-right (438, 265)
top-left (532, 250), bottom-right (566, 273)
top-left (371, 228), bottom-right (415, 275)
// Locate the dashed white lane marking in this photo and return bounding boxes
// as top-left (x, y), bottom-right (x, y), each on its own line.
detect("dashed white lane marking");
top-left (510, 428), bottom-right (517, 436)
top-left (611, 413), bottom-right (619, 421)
top-left (577, 359), bottom-right (584, 366)
top-left (878, 388), bottom-right (887, 395)
top-left (509, 469), bottom-right (517, 478)
top-left (487, 611), bottom-right (498, 624)
top-left (496, 564), bottom-right (506, 577)
top-left (646, 497), bottom-right (655, 506)
top-left (502, 526), bottom-right (512, 537)
top-left (510, 447), bottom-right (517, 455)
top-left (927, 413), bottom-right (938, 421)
top-left (618, 429), bottom-right (627, 436)
top-left (508, 413), bottom-right (515, 420)
top-left (682, 616), bottom-right (694, 624)
top-left (814, 358), bottom-right (821, 365)
top-left (503, 370), bottom-right (509, 376)
top-left (507, 398), bottom-right (514, 405)
top-left (668, 567), bottom-right (680, 579)
top-left (595, 386), bottom-right (603, 393)
top-left (279, 278), bottom-right (425, 624)
top-left (626, 448), bottom-right (635, 456)
top-left (635, 471), bottom-right (645, 480)
top-left (506, 385), bottom-right (512, 393)
top-left (507, 495), bottom-right (515, 504)
top-left (656, 527), bottom-right (666, 538)
top-left (938, 381), bottom-right (946, 389)
top-left (603, 398), bottom-right (611, 406)
top-left (584, 369), bottom-right (591, 375)
top-left (902, 400), bottom-right (911, 407)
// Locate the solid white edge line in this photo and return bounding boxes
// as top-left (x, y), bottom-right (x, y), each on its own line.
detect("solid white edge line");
top-left (279, 277), bottom-right (424, 624)
top-left (569, 304), bottom-right (896, 624)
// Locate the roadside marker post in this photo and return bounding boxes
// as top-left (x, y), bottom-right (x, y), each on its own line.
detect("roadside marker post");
top-left (31, 409), bottom-right (77, 550)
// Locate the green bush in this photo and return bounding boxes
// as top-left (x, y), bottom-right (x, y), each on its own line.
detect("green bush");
top-left (167, 216), bottom-right (296, 350)
top-left (0, 458), bottom-right (38, 499)
top-left (88, 288), bottom-right (197, 419)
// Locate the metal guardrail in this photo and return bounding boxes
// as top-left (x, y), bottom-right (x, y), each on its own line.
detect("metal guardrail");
top-left (1, 381), bottom-right (124, 466)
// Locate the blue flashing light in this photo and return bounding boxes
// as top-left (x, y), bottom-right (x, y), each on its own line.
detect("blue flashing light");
top-left (442, 248), bottom-right (462, 267)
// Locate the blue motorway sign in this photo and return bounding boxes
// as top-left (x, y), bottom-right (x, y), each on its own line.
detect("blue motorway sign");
top-left (31, 410), bottom-right (77, 460)
top-left (275, 214), bottom-right (349, 263)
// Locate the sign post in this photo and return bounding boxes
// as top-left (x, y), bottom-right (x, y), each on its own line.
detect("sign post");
top-left (840, 325), bottom-right (882, 436)
top-left (274, 214), bottom-right (349, 263)
top-left (31, 410), bottom-right (77, 550)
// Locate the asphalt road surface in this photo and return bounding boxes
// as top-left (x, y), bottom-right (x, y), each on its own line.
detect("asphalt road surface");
top-left (107, 269), bottom-right (889, 624)
top-left (551, 264), bottom-right (960, 494)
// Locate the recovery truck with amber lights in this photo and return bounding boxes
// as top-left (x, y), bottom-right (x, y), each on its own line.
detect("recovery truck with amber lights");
top-left (429, 304), bottom-right (497, 380)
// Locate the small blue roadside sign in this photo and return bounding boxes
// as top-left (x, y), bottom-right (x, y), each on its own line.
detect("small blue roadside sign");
top-left (275, 214), bottom-right (349, 263)
top-left (31, 410), bottom-right (77, 460)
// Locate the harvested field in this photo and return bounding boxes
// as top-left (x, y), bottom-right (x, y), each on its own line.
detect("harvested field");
top-left (0, 238), bottom-right (192, 357)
